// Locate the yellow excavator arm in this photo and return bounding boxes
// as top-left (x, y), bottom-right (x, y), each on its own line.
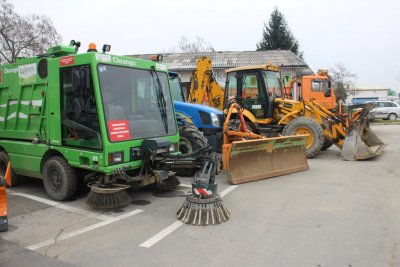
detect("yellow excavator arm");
top-left (187, 56), bottom-right (225, 110)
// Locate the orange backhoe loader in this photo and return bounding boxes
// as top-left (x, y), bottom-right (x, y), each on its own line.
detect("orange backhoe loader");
top-left (187, 57), bottom-right (385, 160)
top-left (187, 56), bottom-right (225, 110)
top-left (187, 57), bottom-right (310, 184)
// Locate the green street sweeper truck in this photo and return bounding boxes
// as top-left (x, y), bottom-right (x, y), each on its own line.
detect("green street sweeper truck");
top-left (0, 40), bottom-right (195, 209)
top-left (0, 40), bottom-right (232, 223)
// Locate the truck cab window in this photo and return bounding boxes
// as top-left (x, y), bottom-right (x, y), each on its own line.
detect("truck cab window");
top-left (262, 71), bottom-right (282, 98)
top-left (240, 73), bottom-right (266, 118)
top-left (60, 66), bottom-right (102, 150)
top-left (98, 64), bottom-right (176, 141)
top-left (225, 74), bottom-right (238, 101)
top-left (242, 75), bottom-right (259, 99)
top-left (169, 75), bottom-right (185, 102)
top-left (311, 79), bottom-right (323, 92)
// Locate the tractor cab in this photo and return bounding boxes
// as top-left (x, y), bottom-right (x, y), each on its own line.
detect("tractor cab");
top-left (224, 64), bottom-right (283, 121)
top-left (169, 72), bottom-right (186, 102)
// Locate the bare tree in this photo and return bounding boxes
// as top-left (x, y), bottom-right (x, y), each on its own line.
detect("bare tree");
top-left (0, 0), bottom-right (61, 64)
top-left (330, 63), bottom-right (357, 85)
top-left (330, 63), bottom-right (357, 103)
top-left (165, 36), bottom-right (215, 53)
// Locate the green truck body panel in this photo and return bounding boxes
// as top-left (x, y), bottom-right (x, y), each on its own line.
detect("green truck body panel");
top-left (0, 46), bottom-right (179, 178)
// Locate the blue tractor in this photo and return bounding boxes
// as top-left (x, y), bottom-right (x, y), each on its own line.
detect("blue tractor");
top-left (169, 72), bottom-right (223, 153)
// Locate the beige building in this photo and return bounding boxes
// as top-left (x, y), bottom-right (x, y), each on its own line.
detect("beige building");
top-left (130, 50), bottom-right (312, 97)
top-left (346, 85), bottom-right (390, 104)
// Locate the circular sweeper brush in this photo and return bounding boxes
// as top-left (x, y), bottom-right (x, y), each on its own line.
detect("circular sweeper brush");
top-left (177, 194), bottom-right (230, 226)
top-left (86, 183), bottom-right (131, 209)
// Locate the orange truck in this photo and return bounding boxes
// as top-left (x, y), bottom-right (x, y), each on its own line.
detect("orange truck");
top-left (284, 70), bottom-right (336, 110)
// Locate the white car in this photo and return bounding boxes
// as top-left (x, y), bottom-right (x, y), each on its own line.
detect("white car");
top-left (367, 101), bottom-right (400, 120)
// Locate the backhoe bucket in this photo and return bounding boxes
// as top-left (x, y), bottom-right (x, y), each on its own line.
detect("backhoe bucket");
top-left (341, 119), bottom-right (385, 161)
top-left (227, 135), bottom-right (309, 185)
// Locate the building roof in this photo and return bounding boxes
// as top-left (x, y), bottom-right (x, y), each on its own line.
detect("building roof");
top-left (351, 85), bottom-right (390, 91)
top-left (128, 50), bottom-right (309, 70)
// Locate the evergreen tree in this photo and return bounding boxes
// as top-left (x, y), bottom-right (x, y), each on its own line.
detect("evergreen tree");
top-left (257, 7), bottom-right (303, 59)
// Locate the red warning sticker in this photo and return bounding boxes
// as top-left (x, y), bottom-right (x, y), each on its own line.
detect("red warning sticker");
top-left (107, 120), bottom-right (131, 142)
top-left (60, 56), bottom-right (74, 66)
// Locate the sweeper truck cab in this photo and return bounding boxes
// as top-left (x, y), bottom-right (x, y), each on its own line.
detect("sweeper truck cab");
top-left (0, 41), bottom-right (183, 207)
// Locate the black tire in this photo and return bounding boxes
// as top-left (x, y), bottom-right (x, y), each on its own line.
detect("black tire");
top-left (282, 117), bottom-right (325, 158)
top-left (388, 113), bottom-right (397, 121)
top-left (179, 124), bottom-right (208, 154)
top-left (0, 151), bottom-right (24, 186)
top-left (176, 124), bottom-right (208, 177)
top-left (321, 138), bottom-right (333, 151)
top-left (42, 156), bottom-right (77, 201)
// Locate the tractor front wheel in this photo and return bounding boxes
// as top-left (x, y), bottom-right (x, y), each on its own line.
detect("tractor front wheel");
top-left (177, 124), bottom-right (208, 176)
top-left (179, 124), bottom-right (208, 154)
top-left (282, 117), bottom-right (325, 158)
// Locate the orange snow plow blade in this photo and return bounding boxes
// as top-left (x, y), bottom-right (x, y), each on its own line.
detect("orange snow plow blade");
top-left (224, 135), bottom-right (309, 185)
top-left (222, 103), bottom-right (309, 185)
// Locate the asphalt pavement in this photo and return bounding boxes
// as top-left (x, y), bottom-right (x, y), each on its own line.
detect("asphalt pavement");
top-left (1, 124), bottom-right (399, 267)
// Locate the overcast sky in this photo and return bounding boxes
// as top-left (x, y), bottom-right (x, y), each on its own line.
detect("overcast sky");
top-left (11, 0), bottom-right (400, 91)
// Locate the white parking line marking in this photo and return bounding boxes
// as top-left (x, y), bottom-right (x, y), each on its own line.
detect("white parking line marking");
top-left (179, 183), bottom-right (192, 188)
top-left (139, 221), bottom-right (183, 248)
top-left (219, 185), bottom-right (238, 198)
top-left (139, 184), bottom-right (239, 248)
top-left (9, 192), bottom-right (113, 221)
top-left (10, 191), bottom-right (61, 206)
top-left (27, 209), bottom-right (143, 251)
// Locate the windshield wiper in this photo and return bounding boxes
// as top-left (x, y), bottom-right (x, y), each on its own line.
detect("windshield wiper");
top-left (150, 67), bottom-right (168, 133)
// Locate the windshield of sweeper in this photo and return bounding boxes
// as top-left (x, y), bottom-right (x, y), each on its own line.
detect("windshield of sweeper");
top-left (98, 64), bottom-right (177, 142)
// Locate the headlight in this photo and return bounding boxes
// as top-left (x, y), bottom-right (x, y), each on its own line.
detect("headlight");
top-left (210, 113), bottom-right (219, 127)
top-left (169, 143), bottom-right (178, 153)
top-left (108, 152), bottom-right (124, 165)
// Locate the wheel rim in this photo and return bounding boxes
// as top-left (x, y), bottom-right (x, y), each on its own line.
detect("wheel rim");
top-left (48, 167), bottom-right (62, 192)
top-left (179, 137), bottom-right (193, 154)
top-left (294, 127), bottom-right (314, 148)
top-left (389, 114), bottom-right (397, 120)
